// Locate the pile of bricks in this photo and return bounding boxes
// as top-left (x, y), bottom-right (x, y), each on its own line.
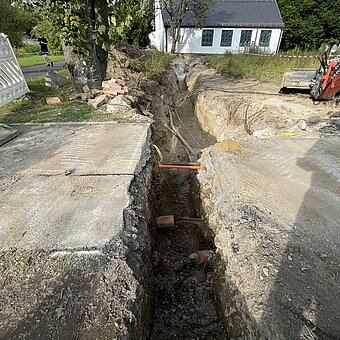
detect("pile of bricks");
top-left (69, 78), bottom-right (129, 109)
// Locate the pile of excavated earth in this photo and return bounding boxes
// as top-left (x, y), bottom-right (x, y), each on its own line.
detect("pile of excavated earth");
top-left (0, 48), bottom-right (339, 340)
top-left (185, 57), bottom-right (340, 339)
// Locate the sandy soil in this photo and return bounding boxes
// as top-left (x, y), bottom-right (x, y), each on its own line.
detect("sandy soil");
top-left (183, 58), bottom-right (340, 339)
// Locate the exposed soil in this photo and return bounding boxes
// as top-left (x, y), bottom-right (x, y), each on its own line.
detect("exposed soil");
top-left (147, 56), bottom-right (340, 340)
top-left (186, 59), bottom-right (340, 339)
top-left (146, 58), bottom-right (229, 339)
top-left (2, 49), bottom-right (339, 340)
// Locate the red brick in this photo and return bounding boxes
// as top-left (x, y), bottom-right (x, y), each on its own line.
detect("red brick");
top-left (46, 97), bottom-right (63, 104)
top-left (102, 78), bottom-right (116, 90)
top-left (116, 78), bottom-right (126, 86)
top-left (87, 94), bottom-right (110, 109)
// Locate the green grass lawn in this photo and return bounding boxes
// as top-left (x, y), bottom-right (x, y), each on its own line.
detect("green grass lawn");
top-left (0, 71), bottom-right (115, 124)
top-left (1, 49), bottom-right (175, 124)
top-left (205, 54), bottom-right (319, 84)
top-left (17, 54), bottom-right (65, 68)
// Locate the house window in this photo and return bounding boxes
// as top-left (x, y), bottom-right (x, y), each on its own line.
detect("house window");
top-left (221, 30), bottom-right (233, 47)
top-left (239, 30), bottom-right (252, 47)
top-left (259, 30), bottom-right (272, 47)
top-left (202, 30), bottom-right (214, 46)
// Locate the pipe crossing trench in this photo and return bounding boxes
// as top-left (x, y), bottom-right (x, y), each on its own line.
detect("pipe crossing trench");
top-left (149, 58), bottom-right (229, 339)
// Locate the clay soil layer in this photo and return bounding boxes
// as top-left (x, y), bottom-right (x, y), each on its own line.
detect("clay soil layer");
top-left (187, 59), bottom-right (340, 339)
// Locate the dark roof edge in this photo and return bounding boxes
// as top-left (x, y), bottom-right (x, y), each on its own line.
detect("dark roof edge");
top-left (274, 0), bottom-right (285, 27)
top-left (164, 23), bottom-right (284, 28)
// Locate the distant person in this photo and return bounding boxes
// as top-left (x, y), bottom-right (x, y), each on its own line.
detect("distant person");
top-left (37, 31), bottom-right (53, 67)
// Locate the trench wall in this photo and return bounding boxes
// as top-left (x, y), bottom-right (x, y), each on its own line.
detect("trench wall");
top-left (188, 64), bottom-right (340, 340)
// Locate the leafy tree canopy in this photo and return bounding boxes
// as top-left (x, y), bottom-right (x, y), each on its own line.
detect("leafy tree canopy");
top-left (0, 0), bottom-right (37, 46)
top-left (277, 0), bottom-right (340, 51)
top-left (26, 0), bottom-right (154, 56)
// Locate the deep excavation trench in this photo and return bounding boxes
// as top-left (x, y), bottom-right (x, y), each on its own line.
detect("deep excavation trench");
top-left (147, 57), bottom-right (229, 339)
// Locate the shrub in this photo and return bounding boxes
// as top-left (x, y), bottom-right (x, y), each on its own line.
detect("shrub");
top-left (22, 44), bottom-right (41, 54)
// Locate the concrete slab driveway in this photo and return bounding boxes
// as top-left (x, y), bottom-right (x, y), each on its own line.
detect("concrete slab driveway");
top-left (0, 122), bottom-right (153, 339)
top-left (0, 123), bottom-right (150, 251)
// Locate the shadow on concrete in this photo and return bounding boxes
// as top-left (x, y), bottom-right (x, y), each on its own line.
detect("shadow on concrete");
top-left (260, 136), bottom-right (340, 339)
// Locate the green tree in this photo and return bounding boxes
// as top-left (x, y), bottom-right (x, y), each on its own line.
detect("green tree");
top-left (160, 0), bottom-right (212, 53)
top-left (31, 20), bottom-right (63, 53)
top-left (108, 0), bottom-right (154, 47)
top-left (29, 0), bottom-right (154, 84)
top-left (32, 0), bottom-right (109, 84)
top-left (0, 0), bottom-right (37, 46)
top-left (277, 0), bottom-right (340, 51)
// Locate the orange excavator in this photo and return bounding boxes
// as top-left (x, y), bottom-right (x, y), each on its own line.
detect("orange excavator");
top-left (310, 45), bottom-right (340, 100)
top-left (281, 45), bottom-right (340, 101)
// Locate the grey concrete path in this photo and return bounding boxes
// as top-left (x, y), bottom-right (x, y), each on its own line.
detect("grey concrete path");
top-left (0, 123), bottom-right (151, 251)
top-left (22, 61), bottom-right (66, 80)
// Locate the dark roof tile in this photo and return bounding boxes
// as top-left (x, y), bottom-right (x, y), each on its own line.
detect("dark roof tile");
top-left (162, 0), bottom-right (284, 28)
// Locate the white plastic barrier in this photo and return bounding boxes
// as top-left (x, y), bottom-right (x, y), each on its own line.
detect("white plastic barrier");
top-left (0, 33), bottom-right (29, 108)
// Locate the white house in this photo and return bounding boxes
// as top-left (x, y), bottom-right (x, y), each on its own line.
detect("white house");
top-left (150, 0), bottom-right (284, 54)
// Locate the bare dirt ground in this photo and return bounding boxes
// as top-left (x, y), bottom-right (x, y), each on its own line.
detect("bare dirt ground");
top-left (1, 49), bottom-right (339, 340)
top-left (183, 58), bottom-right (340, 339)
top-left (145, 55), bottom-right (340, 339)
top-left (145, 61), bottom-right (229, 339)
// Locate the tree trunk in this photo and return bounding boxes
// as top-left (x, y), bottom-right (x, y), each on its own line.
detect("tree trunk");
top-left (62, 0), bottom-right (108, 85)
top-left (170, 25), bottom-right (182, 53)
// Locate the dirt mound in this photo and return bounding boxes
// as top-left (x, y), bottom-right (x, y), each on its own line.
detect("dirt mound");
top-left (198, 137), bottom-right (340, 339)
top-left (183, 58), bottom-right (340, 339)
top-left (186, 64), bottom-right (336, 140)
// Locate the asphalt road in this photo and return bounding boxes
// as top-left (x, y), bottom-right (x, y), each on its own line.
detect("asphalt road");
top-left (22, 60), bottom-right (66, 80)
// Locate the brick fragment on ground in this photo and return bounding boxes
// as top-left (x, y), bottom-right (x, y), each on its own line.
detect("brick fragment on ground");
top-left (87, 94), bottom-right (110, 109)
top-left (46, 97), bottom-right (63, 104)
top-left (81, 93), bottom-right (93, 102)
top-left (102, 79), bottom-right (116, 91)
top-left (102, 78), bottom-right (128, 96)
top-left (116, 78), bottom-right (126, 86)
top-left (82, 84), bottom-right (91, 93)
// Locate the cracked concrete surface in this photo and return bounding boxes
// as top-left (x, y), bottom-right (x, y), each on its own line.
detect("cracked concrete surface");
top-left (0, 122), bottom-right (154, 339)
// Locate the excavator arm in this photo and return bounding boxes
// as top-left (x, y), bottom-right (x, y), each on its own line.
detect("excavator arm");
top-left (310, 45), bottom-right (340, 100)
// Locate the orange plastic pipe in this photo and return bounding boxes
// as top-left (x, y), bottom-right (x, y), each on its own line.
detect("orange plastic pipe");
top-left (156, 163), bottom-right (202, 170)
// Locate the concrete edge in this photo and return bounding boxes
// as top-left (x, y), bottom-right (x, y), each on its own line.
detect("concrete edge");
top-left (0, 130), bottom-right (20, 146)
top-left (104, 124), bottom-right (154, 339)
